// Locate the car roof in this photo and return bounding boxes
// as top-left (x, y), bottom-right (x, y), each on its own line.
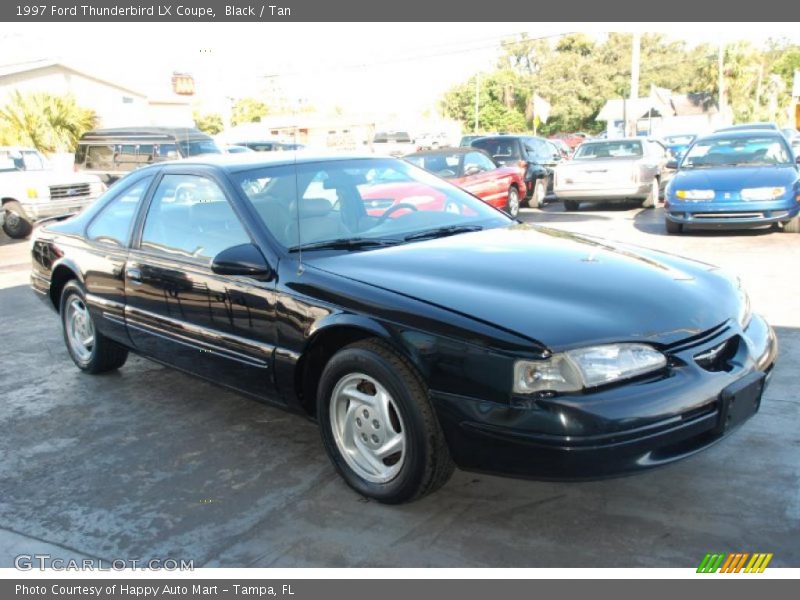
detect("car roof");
top-left (131, 150), bottom-right (386, 173)
top-left (696, 129), bottom-right (787, 142)
top-left (715, 123), bottom-right (779, 132)
top-left (79, 126), bottom-right (212, 140)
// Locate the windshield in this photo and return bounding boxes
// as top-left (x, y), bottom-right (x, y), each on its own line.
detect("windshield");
top-left (0, 149), bottom-right (47, 171)
top-left (234, 158), bottom-right (510, 250)
top-left (681, 135), bottom-right (792, 168)
top-left (177, 139), bottom-right (221, 157)
top-left (471, 138), bottom-right (521, 162)
top-left (573, 141), bottom-right (643, 160)
top-left (664, 135), bottom-right (695, 146)
top-left (405, 152), bottom-right (463, 177)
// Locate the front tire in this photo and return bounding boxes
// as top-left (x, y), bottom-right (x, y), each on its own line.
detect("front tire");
top-left (2, 201), bottom-right (33, 239)
top-left (505, 186), bottom-right (520, 217)
top-left (665, 219), bottom-right (683, 234)
top-left (317, 339), bottom-right (454, 504)
top-left (60, 280), bottom-right (129, 373)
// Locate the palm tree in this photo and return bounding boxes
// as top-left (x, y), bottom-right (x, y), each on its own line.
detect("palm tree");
top-left (0, 91), bottom-right (96, 152)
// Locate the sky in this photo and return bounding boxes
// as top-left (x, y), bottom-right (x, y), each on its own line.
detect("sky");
top-left (2, 22), bottom-right (800, 121)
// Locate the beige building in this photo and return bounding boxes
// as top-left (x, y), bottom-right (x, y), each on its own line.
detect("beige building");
top-left (0, 60), bottom-right (193, 128)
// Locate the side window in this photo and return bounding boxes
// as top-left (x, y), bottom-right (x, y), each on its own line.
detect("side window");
top-left (465, 152), bottom-right (495, 172)
top-left (87, 176), bottom-right (153, 247)
top-left (140, 174), bottom-right (250, 263)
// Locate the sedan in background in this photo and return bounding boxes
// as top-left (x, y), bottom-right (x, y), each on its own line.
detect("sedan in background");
top-left (405, 148), bottom-right (526, 216)
top-left (664, 130), bottom-right (800, 234)
top-left (553, 138), bottom-right (671, 210)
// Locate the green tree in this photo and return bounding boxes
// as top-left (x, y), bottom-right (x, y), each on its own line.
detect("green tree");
top-left (193, 111), bottom-right (224, 135)
top-left (231, 97), bottom-right (269, 126)
top-left (0, 91), bottom-right (96, 152)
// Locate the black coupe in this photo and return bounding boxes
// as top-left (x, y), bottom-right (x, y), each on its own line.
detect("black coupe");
top-left (30, 153), bottom-right (777, 503)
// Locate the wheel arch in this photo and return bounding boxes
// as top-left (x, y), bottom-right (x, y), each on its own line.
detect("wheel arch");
top-left (49, 260), bottom-right (84, 312)
top-left (295, 314), bottom-right (422, 418)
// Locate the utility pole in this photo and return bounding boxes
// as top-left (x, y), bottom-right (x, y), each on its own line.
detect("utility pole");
top-left (629, 31), bottom-right (641, 137)
top-left (474, 72), bottom-right (480, 133)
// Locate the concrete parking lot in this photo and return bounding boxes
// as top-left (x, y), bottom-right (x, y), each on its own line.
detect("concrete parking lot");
top-left (0, 204), bottom-right (798, 568)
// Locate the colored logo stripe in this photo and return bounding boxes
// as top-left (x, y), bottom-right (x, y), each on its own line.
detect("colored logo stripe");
top-left (697, 552), bottom-right (773, 573)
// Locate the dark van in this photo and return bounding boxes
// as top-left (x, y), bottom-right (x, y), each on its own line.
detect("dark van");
top-left (74, 127), bottom-right (221, 184)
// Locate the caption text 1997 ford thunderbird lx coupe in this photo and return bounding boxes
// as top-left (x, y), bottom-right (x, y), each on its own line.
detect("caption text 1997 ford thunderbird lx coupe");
top-left (30, 153), bottom-right (778, 503)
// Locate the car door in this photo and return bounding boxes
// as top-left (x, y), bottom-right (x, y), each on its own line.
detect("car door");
top-left (81, 174), bottom-right (156, 346)
top-left (124, 169), bottom-right (280, 401)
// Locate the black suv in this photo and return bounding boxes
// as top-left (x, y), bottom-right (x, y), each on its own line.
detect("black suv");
top-left (470, 135), bottom-right (562, 208)
top-left (75, 127), bottom-right (221, 184)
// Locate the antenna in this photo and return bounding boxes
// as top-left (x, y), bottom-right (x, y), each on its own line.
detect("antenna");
top-left (294, 95), bottom-right (303, 275)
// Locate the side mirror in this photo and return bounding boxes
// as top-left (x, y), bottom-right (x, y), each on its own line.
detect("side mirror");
top-left (212, 243), bottom-right (272, 279)
top-left (666, 159), bottom-right (679, 170)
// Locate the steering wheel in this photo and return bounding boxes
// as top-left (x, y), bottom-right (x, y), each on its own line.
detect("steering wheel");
top-left (374, 202), bottom-right (419, 226)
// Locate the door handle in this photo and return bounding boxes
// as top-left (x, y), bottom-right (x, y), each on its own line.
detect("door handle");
top-left (125, 267), bottom-right (142, 283)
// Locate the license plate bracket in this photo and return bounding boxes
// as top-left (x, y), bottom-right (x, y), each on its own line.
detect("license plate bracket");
top-left (715, 371), bottom-right (765, 434)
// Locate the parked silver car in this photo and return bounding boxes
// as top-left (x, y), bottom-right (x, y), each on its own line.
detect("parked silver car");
top-left (553, 138), bottom-right (672, 211)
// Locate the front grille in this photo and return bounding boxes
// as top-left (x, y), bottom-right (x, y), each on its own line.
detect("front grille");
top-left (694, 336), bottom-right (739, 372)
top-left (693, 212), bottom-right (763, 219)
top-left (49, 183), bottom-right (91, 199)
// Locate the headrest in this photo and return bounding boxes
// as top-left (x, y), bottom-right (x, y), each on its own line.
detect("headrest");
top-left (298, 198), bottom-right (333, 218)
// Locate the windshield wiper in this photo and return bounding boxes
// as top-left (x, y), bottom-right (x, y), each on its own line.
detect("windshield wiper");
top-left (288, 237), bottom-right (401, 252)
top-left (403, 224), bottom-right (484, 242)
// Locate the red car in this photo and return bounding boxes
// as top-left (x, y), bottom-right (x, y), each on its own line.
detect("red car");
top-left (404, 147), bottom-right (525, 217)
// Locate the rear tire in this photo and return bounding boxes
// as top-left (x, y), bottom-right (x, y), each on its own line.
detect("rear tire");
top-left (665, 219), bottom-right (683, 235)
top-left (2, 201), bottom-right (33, 239)
top-left (60, 280), bottom-right (129, 373)
top-left (564, 200), bottom-right (580, 211)
top-left (528, 180), bottom-right (545, 209)
top-left (505, 186), bottom-right (520, 217)
top-left (317, 339), bottom-right (454, 504)
top-left (642, 179), bottom-right (658, 208)
top-left (782, 216), bottom-right (800, 233)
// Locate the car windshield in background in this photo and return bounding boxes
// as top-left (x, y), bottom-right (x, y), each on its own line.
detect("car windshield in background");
top-left (572, 141), bottom-right (643, 160)
top-left (234, 158), bottom-right (510, 250)
top-left (177, 139), bottom-right (222, 156)
top-left (405, 153), bottom-right (462, 177)
top-left (471, 138), bottom-right (521, 161)
top-left (664, 135), bottom-right (695, 145)
top-left (681, 136), bottom-right (792, 168)
top-left (373, 132), bottom-right (412, 143)
top-left (0, 149), bottom-right (47, 171)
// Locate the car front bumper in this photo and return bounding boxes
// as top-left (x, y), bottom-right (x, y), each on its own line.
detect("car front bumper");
top-left (15, 197), bottom-right (97, 221)
top-left (431, 314), bottom-right (777, 480)
top-left (665, 198), bottom-right (800, 229)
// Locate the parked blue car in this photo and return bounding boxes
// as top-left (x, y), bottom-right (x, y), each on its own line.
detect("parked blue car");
top-left (662, 134), bottom-right (696, 161)
top-left (664, 130), bottom-right (800, 234)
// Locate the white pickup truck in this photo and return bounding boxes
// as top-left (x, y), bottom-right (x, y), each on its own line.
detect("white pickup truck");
top-left (1, 147), bottom-right (105, 238)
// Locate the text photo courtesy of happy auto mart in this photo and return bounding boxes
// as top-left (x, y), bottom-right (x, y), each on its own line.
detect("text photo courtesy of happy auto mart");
top-left (0, 23), bottom-right (799, 570)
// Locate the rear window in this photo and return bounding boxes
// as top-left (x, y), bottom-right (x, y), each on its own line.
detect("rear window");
top-left (573, 141), bottom-right (643, 160)
top-left (471, 138), bottom-right (521, 161)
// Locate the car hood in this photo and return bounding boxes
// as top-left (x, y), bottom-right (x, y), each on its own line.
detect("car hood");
top-left (308, 225), bottom-right (740, 350)
top-left (670, 165), bottom-right (798, 191)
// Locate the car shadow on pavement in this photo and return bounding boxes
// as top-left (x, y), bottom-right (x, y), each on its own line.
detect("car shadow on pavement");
top-left (519, 204), bottom-right (612, 225)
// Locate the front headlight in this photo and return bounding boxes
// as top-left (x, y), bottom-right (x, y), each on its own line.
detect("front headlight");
top-left (513, 343), bottom-right (667, 395)
top-left (89, 181), bottom-right (106, 194)
top-left (26, 187), bottom-right (39, 199)
top-left (675, 189), bottom-right (715, 200)
top-left (740, 186), bottom-right (786, 201)
top-left (736, 279), bottom-right (752, 328)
